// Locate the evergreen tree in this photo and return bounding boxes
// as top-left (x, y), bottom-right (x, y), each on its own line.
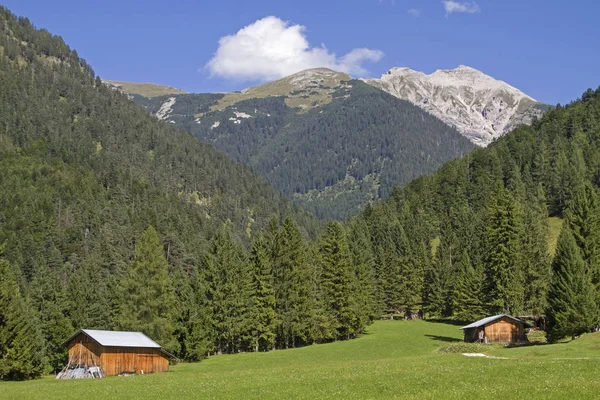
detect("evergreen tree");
top-left (451, 251), bottom-right (484, 321)
top-left (546, 227), bottom-right (597, 341)
top-left (0, 259), bottom-right (47, 380)
top-left (272, 217), bottom-right (315, 348)
top-left (319, 222), bottom-right (358, 339)
top-left (248, 235), bottom-right (277, 351)
top-left (522, 184), bottom-right (552, 316)
top-left (347, 219), bottom-right (377, 328)
top-left (118, 226), bottom-right (176, 350)
top-left (204, 225), bottom-right (253, 354)
top-left (484, 183), bottom-right (525, 315)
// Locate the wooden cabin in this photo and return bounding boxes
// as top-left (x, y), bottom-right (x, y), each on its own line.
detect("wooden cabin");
top-left (62, 329), bottom-right (174, 376)
top-left (460, 314), bottom-right (532, 344)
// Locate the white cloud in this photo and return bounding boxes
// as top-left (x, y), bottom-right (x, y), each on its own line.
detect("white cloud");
top-left (407, 8), bottom-right (421, 17)
top-left (205, 16), bottom-right (384, 82)
top-left (442, 1), bottom-right (481, 15)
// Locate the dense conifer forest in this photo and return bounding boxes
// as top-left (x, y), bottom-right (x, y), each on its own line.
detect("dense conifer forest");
top-left (134, 82), bottom-right (475, 220)
top-left (1, 5), bottom-right (599, 382)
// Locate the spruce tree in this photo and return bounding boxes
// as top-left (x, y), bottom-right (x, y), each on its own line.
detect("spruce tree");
top-left (319, 222), bottom-right (358, 339)
top-left (249, 235), bottom-right (277, 351)
top-left (0, 259), bottom-right (47, 380)
top-left (566, 184), bottom-right (600, 316)
top-left (118, 226), bottom-right (176, 351)
top-left (347, 219), bottom-right (377, 328)
top-left (272, 217), bottom-right (315, 348)
top-left (546, 227), bottom-right (597, 341)
top-left (484, 183), bottom-right (525, 315)
top-left (204, 225), bottom-right (253, 354)
top-left (522, 184), bottom-right (552, 316)
top-left (451, 251), bottom-right (484, 321)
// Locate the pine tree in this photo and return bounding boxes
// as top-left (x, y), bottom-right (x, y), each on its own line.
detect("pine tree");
top-left (204, 225), bottom-right (253, 354)
top-left (248, 235), bottom-right (277, 351)
top-left (451, 251), bottom-right (484, 321)
top-left (319, 222), bottom-right (358, 339)
top-left (272, 217), bottom-right (315, 348)
top-left (484, 183), bottom-right (525, 315)
top-left (347, 219), bottom-right (377, 329)
top-left (118, 226), bottom-right (176, 351)
top-left (0, 259), bottom-right (47, 380)
top-left (546, 227), bottom-right (597, 342)
top-left (522, 184), bottom-right (552, 316)
top-left (564, 184), bottom-right (600, 324)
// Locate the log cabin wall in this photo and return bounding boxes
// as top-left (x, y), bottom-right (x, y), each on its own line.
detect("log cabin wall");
top-left (67, 332), bottom-right (103, 367)
top-left (99, 347), bottom-right (169, 375)
top-left (483, 317), bottom-right (525, 343)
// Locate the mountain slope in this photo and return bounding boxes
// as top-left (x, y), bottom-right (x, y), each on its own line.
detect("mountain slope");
top-left (0, 5), bottom-right (319, 281)
top-left (132, 69), bottom-right (475, 219)
top-left (364, 65), bottom-right (548, 146)
top-left (104, 80), bottom-right (188, 97)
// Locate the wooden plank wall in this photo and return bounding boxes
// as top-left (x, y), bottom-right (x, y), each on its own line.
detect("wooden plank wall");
top-left (66, 334), bottom-right (169, 376)
top-left (484, 317), bottom-right (524, 343)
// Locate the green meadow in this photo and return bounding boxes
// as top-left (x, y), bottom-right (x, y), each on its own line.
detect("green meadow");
top-left (2, 320), bottom-right (598, 400)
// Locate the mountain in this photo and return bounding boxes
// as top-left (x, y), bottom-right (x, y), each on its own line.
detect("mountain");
top-left (128, 68), bottom-right (475, 220)
top-left (364, 65), bottom-right (549, 146)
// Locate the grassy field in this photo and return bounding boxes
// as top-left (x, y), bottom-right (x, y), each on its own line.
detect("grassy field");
top-left (2, 320), bottom-right (599, 399)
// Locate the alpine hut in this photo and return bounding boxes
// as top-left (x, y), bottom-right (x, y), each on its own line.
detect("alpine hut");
top-left (58, 329), bottom-right (174, 378)
top-left (460, 314), bottom-right (532, 344)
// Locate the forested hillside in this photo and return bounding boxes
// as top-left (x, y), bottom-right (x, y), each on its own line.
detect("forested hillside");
top-left (133, 76), bottom-right (474, 220)
top-left (350, 87), bottom-right (600, 337)
top-left (0, 6), bottom-right (342, 379)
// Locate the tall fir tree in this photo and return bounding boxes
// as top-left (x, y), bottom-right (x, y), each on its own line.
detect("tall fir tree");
top-left (319, 222), bottom-right (359, 339)
top-left (347, 219), bottom-right (377, 328)
top-left (522, 184), bottom-right (552, 316)
top-left (0, 259), bottom-right (47, 380)
top-left (248, 235), bottom-right (277, 351)
top-left (204, 225), bottom-right (253, 354)
top-left (484, 183), bottom-right (525, 315)
top-left (118, 226), bottom-right (176, 351)
top-left (546, 227), bottom-right (597, 342)
top-left (451, 251), bottom-right (484, 321)
top-left (272, 217), bottom-right (315, 348)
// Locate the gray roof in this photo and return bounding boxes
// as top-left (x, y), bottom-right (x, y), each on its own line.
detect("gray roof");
top-left (79, 329), bottom-right (162, 348)
top-left (460, 314), bottom-right (532, 330)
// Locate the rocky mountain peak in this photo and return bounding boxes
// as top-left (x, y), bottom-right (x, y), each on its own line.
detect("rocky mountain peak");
top-left (365, 65), bottom-right (545, 146)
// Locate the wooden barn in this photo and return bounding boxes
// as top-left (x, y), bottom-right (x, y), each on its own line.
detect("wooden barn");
top-left (460, 314), bottom-right (532, 344)
top-left (61, 329), bottom-right (174, 377)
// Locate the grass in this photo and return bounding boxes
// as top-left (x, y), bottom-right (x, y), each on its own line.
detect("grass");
top-left (211, 68), bottom-right (351, 112)
top-left (2, 321), bottom-right (599, 399)
top-left (547, 216), bottom-right (563, 256)
top-left (103, 81), bottom-right (188, 98)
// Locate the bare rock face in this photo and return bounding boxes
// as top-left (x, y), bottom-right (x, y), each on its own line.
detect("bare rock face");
top-left (364, 65), bottom-right (546, 146)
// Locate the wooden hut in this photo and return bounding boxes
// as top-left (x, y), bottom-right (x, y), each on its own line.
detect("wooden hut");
top-left (460, 314), bottom-right (532, 344)
top-left (60, 329), bottom-right (174, 377)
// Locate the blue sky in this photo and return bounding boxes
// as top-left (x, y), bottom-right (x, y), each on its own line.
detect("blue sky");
top-left (2, 0), bottom-right (599, 105)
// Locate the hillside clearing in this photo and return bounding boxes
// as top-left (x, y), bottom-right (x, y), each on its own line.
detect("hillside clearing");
top-left (2, 321), bottom-right (599, 399)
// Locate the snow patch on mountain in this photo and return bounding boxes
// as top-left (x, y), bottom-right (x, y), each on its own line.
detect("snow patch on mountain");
top-left (364, 65), bottom-right (545, 146)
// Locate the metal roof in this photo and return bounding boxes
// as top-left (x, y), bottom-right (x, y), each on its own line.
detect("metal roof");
top-left (460, 314), bottom-right (532, 330)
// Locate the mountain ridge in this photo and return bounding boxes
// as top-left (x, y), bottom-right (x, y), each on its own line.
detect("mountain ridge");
top-left (363, 65), bottom-right (548, 146)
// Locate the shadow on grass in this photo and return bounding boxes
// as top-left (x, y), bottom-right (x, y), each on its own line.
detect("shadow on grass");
top-left (424, 334), bottom-right (462, 343)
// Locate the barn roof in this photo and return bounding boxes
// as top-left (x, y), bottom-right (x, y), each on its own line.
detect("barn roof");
top-left (460, 314), bottom-right (532, 330)
top-left (62, 329), bottom-right (175, 358)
